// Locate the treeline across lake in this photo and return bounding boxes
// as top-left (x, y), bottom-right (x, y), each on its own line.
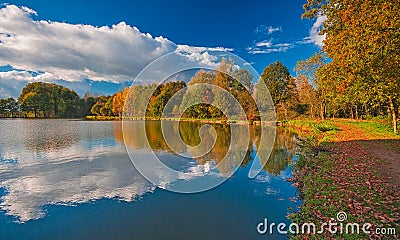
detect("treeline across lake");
top-left (1, 53), bottom-right (398, 133)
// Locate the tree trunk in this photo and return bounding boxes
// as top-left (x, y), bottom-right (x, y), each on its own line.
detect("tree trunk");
top-left (350, 107), bottom-right (354, 119)
top-left (389, 96), bottom-right (397, 134)
top-left (355, 105), bottom-right (359, 120)
top-left (364, 103), bottom-right (370, 119)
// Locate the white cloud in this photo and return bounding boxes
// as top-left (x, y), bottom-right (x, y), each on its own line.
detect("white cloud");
top-left (247, 39), bottom-right (294, 55)
top-left (255, 40), bottom-right (273, 48)
top-left (249, 25), bottom-right (293, 54)
top-left (0, 5), bottom-right (176, 82)
top-left (0, 4), bottom-right (231, 96)
top-left (0, 70), bottom-right (55, 82)
top-left (301, 15), bottom-right (327, 47)
top-left (176, 45), bottom-right (233, 68)
top-left (254, 25), bottom-right (282, 35)
top-left (268, 26), bottom-right (282, 34)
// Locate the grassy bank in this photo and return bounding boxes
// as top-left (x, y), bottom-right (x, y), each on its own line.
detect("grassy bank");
top-left (287, 119), bottom-right (399, 239)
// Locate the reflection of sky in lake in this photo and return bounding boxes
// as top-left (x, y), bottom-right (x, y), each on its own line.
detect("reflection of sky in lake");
top-left (0, 120), bottom-right (156, 222)
top-left (0, 119), bottom-right (300, 240)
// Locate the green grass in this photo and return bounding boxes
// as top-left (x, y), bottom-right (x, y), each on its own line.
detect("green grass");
top-left (286, 119), bottom-right (340, 146)
top-left (346, 120), bottom-right (400, 138)
top-left (314, 122), bottom-right (339, 132)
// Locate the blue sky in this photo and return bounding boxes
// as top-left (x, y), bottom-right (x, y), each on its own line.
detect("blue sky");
top-left (0, 0), bottom-right (324, 98)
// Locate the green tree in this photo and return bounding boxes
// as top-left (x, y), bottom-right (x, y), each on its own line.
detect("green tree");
top-left (91, 95), bottom-right (110, 116)
top-left (18, 82), bottom-right (50, 117)
top-left (257, 62), bottom-right (295, 120)
top-left (259, 62), bottom-right (292, 106)
top-left (18, 82), bottom-right (82, 118)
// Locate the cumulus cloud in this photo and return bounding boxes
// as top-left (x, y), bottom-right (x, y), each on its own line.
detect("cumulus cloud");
top-left (176, 45), bottom-right (233, 68)
top-left (0, 4), bottom-right (231, 97)
top-left (0, 5), bottom-right (176, 81)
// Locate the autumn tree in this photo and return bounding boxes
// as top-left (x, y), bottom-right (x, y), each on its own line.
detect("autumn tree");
top-left (180, 59), bottom-right (257, 120)
top-left (112, 88), bottom-right (129, 118)
top-left (124, 84), bottom-right (157, 118)
top-left (295, 76), bottom-right (318, 117)
top-left (232, 68), bottom-right (258, 120)
top-left (181, 69), bottom-right (215, 118)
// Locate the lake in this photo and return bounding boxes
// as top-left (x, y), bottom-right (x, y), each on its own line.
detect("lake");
top-left (0, 119), bottom-right (300, 240)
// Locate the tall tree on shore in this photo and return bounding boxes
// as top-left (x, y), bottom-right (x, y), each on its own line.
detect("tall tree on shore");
top-left (257, 62), bottom-right (296, 120)
top-left (91, 95), bottom-right (111, 116)
top-left (259, 62), bottom-right (292, 106)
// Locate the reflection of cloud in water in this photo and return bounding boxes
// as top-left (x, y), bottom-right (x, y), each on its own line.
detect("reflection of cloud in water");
top-left (254, 174), bottom-right (271, 183)
top-left (265, 187), bottom-right (280, 196)
top-left (0, 144), bottom-right (155, 222)
top-left (178, 161), bottom-right (215, 180)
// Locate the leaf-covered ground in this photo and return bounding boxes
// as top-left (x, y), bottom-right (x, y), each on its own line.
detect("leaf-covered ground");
top-left (289, 120), bottom-right (399, 239)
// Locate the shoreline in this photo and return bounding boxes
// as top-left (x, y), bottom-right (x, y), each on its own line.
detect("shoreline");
top-left (0, 116), bottom-right (282, 126)
top-left (85, 116), bottom-right (281, 126)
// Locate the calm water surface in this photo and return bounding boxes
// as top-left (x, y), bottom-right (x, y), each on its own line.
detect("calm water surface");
top-left (0, 119), bottom-right (300, 240)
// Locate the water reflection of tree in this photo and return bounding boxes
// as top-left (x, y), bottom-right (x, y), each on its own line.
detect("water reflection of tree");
top-left (118, 121), bottom-right (173, 151)
top-left (115, 121), bottom-right (296, 176)
top-left (253, 127), bottom-right (296, 175)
